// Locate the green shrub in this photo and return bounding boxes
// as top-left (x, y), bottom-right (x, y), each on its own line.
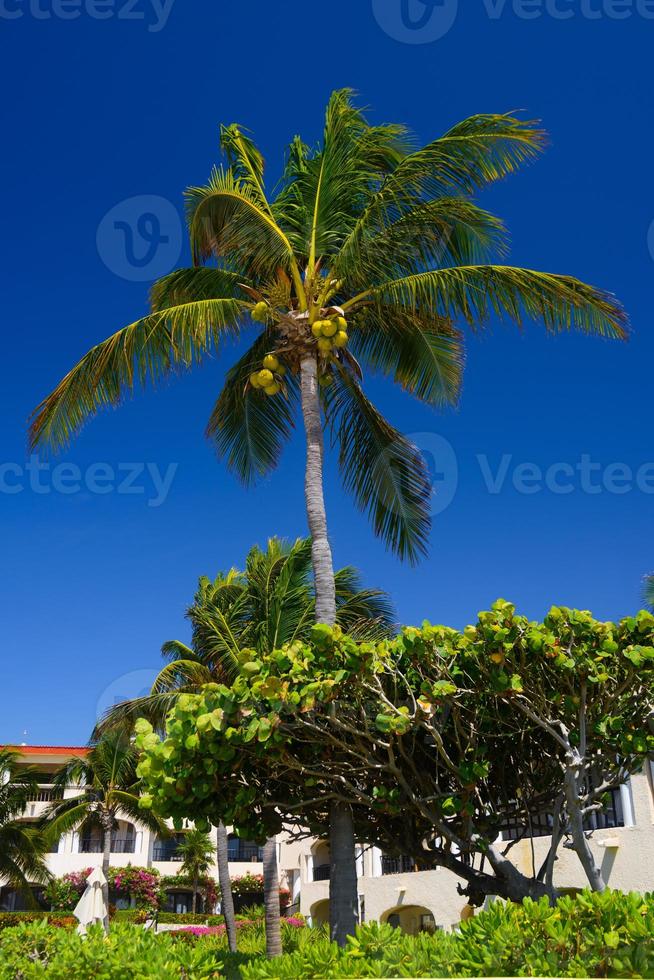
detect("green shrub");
top-left (0, 911), bottom-right (76, 932)
top-left (0, 892), bottom-right (651, 978)
top-left (0, 921), bottom-right (223, 979)
top-left (156, 911), bottom-right (223, 925)
top-left (241, 890), bottom-right (654, 979)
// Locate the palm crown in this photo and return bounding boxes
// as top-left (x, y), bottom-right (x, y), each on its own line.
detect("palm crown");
top-left (0, 750), bottom-right (50, 901)
top-left (96, 536), bottom-right (395, 736)
top-left (29, 89), bottom-right (626, 563)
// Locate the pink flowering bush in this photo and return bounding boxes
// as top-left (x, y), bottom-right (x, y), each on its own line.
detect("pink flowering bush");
top-left (45, 866), bottom-right (165, 912)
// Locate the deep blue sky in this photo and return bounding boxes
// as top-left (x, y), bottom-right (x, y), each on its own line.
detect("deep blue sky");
top-left (2, 1), bottom-right (652, 744)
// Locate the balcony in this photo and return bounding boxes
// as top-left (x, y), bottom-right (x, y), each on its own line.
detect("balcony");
top-left (381, 855), bottom-right (416, 875)
top-left (227, 837), bottom-right (263, 862)
top-left (79, 837), bottom-right (136, 854)
top-left (312, 863), bottom-right (330, 881)
top-left (27, 786), bottom-right (63, 804)
top-left (153, 841), bottom-right (184, 862)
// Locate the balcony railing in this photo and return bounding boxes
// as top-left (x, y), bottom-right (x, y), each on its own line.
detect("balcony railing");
top-left (79, 837), bottom-right (136, 854)
top-left (27, 786), bottom-right (63, 803)
top-left (502, 788), bottom-right (625, 842)
top-left (227, 840), bottom-right (263, 862)
top-left (153, 842), bottom-right (184, 862)
top-left (381, 855), bottom-right (416, 875)
top-left (312, 863), bottom-right (330, 881)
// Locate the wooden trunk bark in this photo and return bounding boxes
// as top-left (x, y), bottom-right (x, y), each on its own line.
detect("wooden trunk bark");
top-left (300, 354), bottom-right (359, 945)
top-left (216, 821), bottom-right (238, 951)
top-left (262, 836), bottom-right (283, 958)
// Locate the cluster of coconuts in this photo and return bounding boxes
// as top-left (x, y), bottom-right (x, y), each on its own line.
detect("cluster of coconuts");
top-left (311, 315), bottom-right (348, 354)
top-left (250, 353), bottom-right (286, 396)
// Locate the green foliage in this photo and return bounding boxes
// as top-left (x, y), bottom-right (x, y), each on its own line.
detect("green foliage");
top-left (239, 891), bottom-right (654, 979)
top-left (0, 921), bottom-right (223, 979)
top-left (0, 749), bottom-right (50, 901)
top-left (1, 895), bottom-right (650, 976)
top-left (136, 603), bottom-right (654, 899)
top-left (0, 912), bottom-right (76, 932)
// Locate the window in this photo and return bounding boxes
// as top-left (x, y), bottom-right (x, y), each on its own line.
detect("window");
top-left (227, 834), bottom-right (263, 862)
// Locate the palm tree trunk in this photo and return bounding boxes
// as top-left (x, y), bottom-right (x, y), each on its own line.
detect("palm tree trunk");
top-left (216, 821), bottom-right (237, 952)
top-left (300, 353), bottom-right (359, 946)
top-left (329, 802), bottom-right (359, 946)
top-left (300, 354), bottom-right (336, 625)
top-left (262, 836), bottom-right (283, 958)
top-left (101, 816), bottom-right (112, 934)
top-left (192, 875), bottom-right (198, 914)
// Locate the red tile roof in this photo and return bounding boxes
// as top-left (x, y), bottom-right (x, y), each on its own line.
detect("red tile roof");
top-left (1, 745), bottom-right (89, 756)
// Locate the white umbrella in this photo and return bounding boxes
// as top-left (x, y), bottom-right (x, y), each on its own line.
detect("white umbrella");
top-left (73, 867), bottom-right (107, 934)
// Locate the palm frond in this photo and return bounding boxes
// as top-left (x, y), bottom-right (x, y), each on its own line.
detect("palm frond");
top-left (29, 298), bottom-right (245, 452)
top-left (335, 113), bottom-right (546, 273)
top-left (150, 267), bottom-right (245, 311)
top-left (349, 305), bottom-right (464, 407)
top-left (643, 574), bottom-right (654, 612)
top-left (205, 332), bottom-right (298, 486)
top-left (340, 199), bottom-right (509, 287)
top-left (186, 167), bottom-right (302, 294)
top-left (355, 265), bottom-right (627, 338)
top-left (323, 366), bottom-right (432, 564)
top-left (219, 124), bottom-right (269, 210)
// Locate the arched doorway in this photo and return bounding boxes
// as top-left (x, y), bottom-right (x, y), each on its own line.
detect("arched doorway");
top-left (381, 904), bottom-right (438, 936)
top-left (310, 898), bottom-right (330, 927)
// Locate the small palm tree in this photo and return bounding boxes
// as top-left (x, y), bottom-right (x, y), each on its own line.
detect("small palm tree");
top-left (96, 536), bottom-right (394, 953)
top-left (0, 750), bottom-right (50, 908)
top-left (43, 733), bottom-right (170, 931)
top-left (177, 829), bottom-right (214, 915)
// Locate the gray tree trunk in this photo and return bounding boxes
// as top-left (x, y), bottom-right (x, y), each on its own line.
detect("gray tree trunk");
top-left (262, 836), bottom-right (283, 958)
top-left (216, 821), bottom-right (238, 951)
top-left (300, 355), bottom-right (336, 625)
top-left (564, 764), bottom-right (607, 892)
top-left (192, 875), bottom-right (198, 915)
top-left (329, 802), bottom-right (359, 946)
top-left (100, 814), bottom-right (112, 933)
top-left (300, 353), bottom-right (359, 946)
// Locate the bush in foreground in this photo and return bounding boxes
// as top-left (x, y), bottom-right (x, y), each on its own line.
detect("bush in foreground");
top-left (242, 890), bottom-right (654, 979)
top-left (0, 891), bottom-right (651, 977)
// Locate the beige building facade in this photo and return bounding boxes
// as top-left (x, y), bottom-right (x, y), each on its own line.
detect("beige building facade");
top-left (3, 746), bottom-right (654, 930)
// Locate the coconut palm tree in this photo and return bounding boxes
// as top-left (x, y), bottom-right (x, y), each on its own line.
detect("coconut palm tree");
top-left (42, 733), bottom-right (170, 932)
top-left (29, 91), bottom-right (627, 942)
top-left (177, 829), bottom-right (214, 915)
top-left (95, 536), bottom-right (394, 953)
top-left (0, 750), bottom-right (51, 908)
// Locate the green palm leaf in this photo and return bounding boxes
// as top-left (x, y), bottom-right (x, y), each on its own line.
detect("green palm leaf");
top-left (335, 113), bottom-right (546, 273)
top-left (349, 305), bottom-right (464, 407)
top-left (29, 298), bottom-right (245, 452)
top-left (206, 332), bottom-right (299, 485)
top-left (324, 367), bottom-right (432, 564)
top-left (354, 265), bottom-right (627, 338)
